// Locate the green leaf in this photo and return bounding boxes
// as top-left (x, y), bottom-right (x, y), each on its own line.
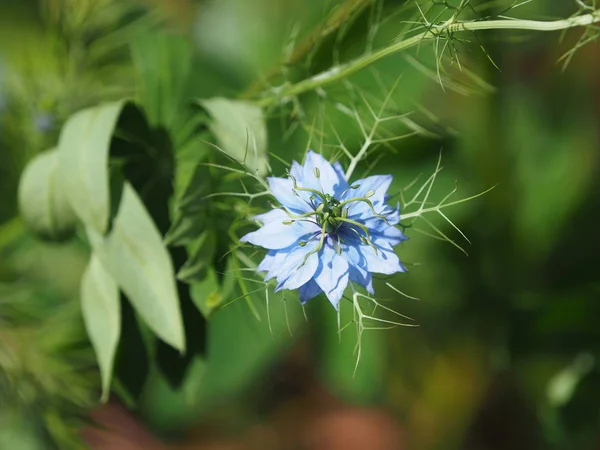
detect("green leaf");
top-left (87, 182), bottom-right (185, 352)
top-left (198, 97), bottom-right (269, 176)
top-left (18, 149), bottom-right (77, 241)
top-left (57, 100), bottom-right (128, 233)
top-left (81, 254), bottom-right (120, 402)
top-left (164, 212), bottom-right (207, 247)
top-left (189, 267), bottom-right (223, 318)
top-left (130, 32), bottom-right (192, 129)
top-left (176, 230), bottom-right (216, 282)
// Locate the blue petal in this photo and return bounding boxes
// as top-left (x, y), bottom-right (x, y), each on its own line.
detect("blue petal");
top-left (299, 151), bottom-right (348, 197)
top-left (299, 279), bottom-right (323, 304)
top-left (253, 208), bottom-right (287, 224)
top-left (343, 175), bottom-right (393, 218)
top-left (314, 239), bottom-right (350, 309)
top-left (257, 250), bottom-right (277, 273)
top-left (333, 161), bottom-right (345, 180)
top-left (348, 264), bottom-right (374, 295)
top-left (274, 239), bottom-right (321, 290)
top-left (257, 250), bottom-right (289, 281)
top-left (340, 233), bottom-right (406, 275)
top-left (373, 225), bottom-right (408, 246)
top-left (267, 177), bottom-right (312, 213)
top-left (241, 209), bottom-right (319, 250)
top-left (290, 161), bottom-right (304, 182)
top-left (362, 238), bottom-right (407, 275)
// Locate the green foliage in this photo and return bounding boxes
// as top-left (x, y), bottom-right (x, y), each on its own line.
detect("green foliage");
top-left (86, 183), bottom-right (185, 352)
top-left (80, 255), bottom-right (120, 401)
top-left (3, 1), bottom-right (600, 448)
top-left (18, 149), bottom-right (77, 241)
top-left (57, 100), bottom-right (128, 233)
top-left (131, 32), bottom-right (193, 130)
top-left (198, 98), bottom-right (269, 176)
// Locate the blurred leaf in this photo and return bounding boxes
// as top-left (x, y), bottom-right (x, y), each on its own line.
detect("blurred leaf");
top-left (547, 353), bottom-right (595, 408)
top-left (509, 95), bottom-right (597, 261)
top-left (0, 410), bottom-right (44, 450)
top-left (177, 230), bottom-right (217, 283)
top-left (198, 97), bottom-right (269, 176)
top-left (18, 149), bottom-right (76, 241)
top-left (57, 100), bottom-right (127, 234)
top-left (130, 32), bottom-right (192, 130)
top-left (164, 211), bottom-right (207, 247)
top-left (172, 138), bottom-right (211, 203)
top-left (87, 182), bottom-right (185, 352)
top-left (80, 254), bottom-right (120, 402)
top-left (189, 266), bottom-right (223, 318)
top-left (156, 260), bottom-right (207, 388)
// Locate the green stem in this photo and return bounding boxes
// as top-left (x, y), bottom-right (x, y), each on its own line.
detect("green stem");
top-left (257, 9), bottom-right (600, 107)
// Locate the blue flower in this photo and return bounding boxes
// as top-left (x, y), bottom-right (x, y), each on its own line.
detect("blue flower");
top-left (34, 112), bottom-right (55, 133)
top-left (241, 151), bottom-right (407, 309)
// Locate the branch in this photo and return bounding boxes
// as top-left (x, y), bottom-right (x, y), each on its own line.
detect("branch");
top-left (257, 9), bottom-right (600, 107)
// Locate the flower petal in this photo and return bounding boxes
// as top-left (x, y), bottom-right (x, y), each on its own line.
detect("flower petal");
top-left (275, 240), bottom-right (320, 290)
top-left (241, 211), bottom-right (319, 250)
top-left (257, 250), bottom-right (289, 280)
top-left (314, 239), bottom-right (350, 309)
top-left (267, 177), bottom-right (312, 213)
top-left (340, 232), bottom-right (406, 275)
top-left (300, 151), bottom-right (348, 196)
top-left (299, 279), bottom-right (323, 304)
top-left (343, 175), bottom-right (393, 218)
top-left (362, 238), bottom-right (407, 275)
top-left (349, 266), bottom-right (374, 294)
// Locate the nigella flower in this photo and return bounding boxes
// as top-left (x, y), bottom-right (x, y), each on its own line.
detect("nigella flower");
top-left (34, 112), bottom-right (55, 133)
top-left (241, 151), bottom-right (407, 309)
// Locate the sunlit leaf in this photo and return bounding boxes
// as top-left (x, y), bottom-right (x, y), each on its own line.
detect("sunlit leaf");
top-left (87, 182), bottom-right (185, 352)
top-left (198, 97), bottom-right (269, 176)
top-left (18, 149), bottom-right (77, 241)
top-left (58, 100), bottom-right (128, 234)
top-left (81, 254), bottom-right (120, 402)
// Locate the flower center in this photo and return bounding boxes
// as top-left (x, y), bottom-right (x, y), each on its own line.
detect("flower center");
top-left (315, 194), bottom-right (346, 235)
top-left (277, 176), bottom-right (391, 262)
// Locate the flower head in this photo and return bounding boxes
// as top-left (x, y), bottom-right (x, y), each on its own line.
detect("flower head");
top-left (241, 151), bottom-right (407, 309)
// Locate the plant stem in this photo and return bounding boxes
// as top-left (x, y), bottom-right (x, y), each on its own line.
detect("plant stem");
top-left (257, 9), bottom-right (600, 107)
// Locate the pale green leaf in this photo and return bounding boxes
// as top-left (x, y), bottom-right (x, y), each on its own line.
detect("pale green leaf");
top-left (81, 254), bottom-right (120, 402)
top-left (87, 182), bottom-right (185, 352)
top-left (58, 100), bottom-right (127, 233)
top-left (18, 149), bottom-right (77, 241)
top-left (198, 97), bottom-right (269, 176)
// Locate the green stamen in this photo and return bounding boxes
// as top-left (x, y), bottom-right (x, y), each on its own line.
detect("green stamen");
top-left (337, 197), bottom-right (391, 225)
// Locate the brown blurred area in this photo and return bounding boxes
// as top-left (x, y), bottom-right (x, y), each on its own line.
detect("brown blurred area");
top-left (83, 398), bottom-right (405, 450)
top-left (84, 344), bottom-right (405, 450)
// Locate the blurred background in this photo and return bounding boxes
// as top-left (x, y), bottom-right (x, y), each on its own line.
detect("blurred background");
top-left (1, 0), bottom-right (600, 449)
